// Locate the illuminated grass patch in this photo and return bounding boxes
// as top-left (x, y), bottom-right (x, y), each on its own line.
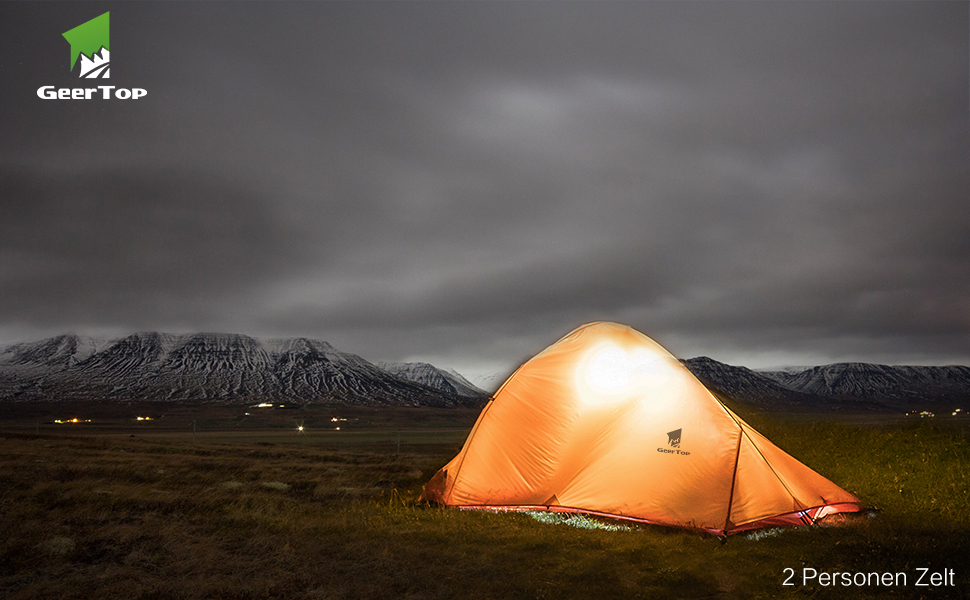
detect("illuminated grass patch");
top-left (525, 510), bottom-right (633, 531)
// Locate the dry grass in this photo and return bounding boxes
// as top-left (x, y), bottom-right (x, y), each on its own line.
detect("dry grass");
top-left (1, 403), bottom-right (968, 599)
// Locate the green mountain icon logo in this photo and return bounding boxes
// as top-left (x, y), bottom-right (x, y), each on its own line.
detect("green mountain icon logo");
top-left (62, 12), bottom-right (110, 78)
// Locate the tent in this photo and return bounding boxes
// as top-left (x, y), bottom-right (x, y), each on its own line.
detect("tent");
top-left (421, 322), bottom-right (861, 535)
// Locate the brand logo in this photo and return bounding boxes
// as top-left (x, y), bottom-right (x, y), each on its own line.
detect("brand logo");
top-left (63, 11), bottom-right (110, 78)
top-left (657, 428), bottom-right (690, 456)
top-left (667, 428), bottom-right (682, 448)
top-left (36, 11), bottom-right (147, 101)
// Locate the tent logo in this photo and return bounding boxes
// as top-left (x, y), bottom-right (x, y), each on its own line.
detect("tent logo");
top-left (658, 428), bottom-right (689, 456)
top-left (667, 429), bottom-right (682, 448)
top-left (63, 11), bottom-right (110, 78)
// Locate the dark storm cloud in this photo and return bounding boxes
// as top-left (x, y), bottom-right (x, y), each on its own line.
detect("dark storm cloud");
top-left (1, 1), bottom-right (967, 373)
top-left (0, 167), bottom-right (308, 328)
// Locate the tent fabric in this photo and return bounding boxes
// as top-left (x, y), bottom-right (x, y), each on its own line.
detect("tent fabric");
top-left (421, 322), bottom-right (861, 535)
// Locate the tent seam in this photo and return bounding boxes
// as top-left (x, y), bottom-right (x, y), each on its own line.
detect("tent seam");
top-left (722, 429), bottom-right (743, 534)
top-left (710, 392), bottom-right (810, 514)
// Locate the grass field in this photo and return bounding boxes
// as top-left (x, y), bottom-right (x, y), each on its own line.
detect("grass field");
top-left (1, 401), bottom-right (967, 599)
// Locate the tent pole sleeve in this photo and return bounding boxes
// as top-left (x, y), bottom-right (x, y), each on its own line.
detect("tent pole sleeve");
top-left (722, 429), bottom-right (743, 534)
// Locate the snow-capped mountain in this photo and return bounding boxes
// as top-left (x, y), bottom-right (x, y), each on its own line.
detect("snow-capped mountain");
top-left (683, 357), bottom-right (970, 412)
top-left (2, 334), bottom-right (965, 411)
top-left (377, 362), bottom-right (487, 398)
top-left (0, 333), bottom-right (487, 407)
top-left (761, 362), bottom-right (970, 402)
top-left (472, 372), bottom-right (509, 394)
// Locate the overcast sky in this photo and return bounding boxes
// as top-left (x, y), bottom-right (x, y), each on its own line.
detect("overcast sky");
top-left (1, 1), bottom-right (968, 381)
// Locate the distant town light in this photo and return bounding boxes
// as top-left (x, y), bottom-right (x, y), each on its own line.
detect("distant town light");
top-left (135, 416), bottom-right (152, 421)
top-left (255, 402), bottom-right (274, 408)
top-left (54, 418), bottom-right (91, 424)
top-left (297, 425), bottom-right (304, 432)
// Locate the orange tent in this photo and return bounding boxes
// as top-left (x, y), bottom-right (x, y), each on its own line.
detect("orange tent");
top-left (422, 322), bottom-right (861, 535)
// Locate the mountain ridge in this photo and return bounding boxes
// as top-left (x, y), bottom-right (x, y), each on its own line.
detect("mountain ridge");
top-left (0, 333), bottom-right (486, 407)
top-left (377, 361), bottom-right (486, 399)
top-left (683, 357), bottom-right (970, 412)
top-left (2, 333), bottom-right (967, 412)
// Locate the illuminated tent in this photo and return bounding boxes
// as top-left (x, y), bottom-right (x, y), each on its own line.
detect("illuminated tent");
top-left (421, 322), bottom-right (860, 535)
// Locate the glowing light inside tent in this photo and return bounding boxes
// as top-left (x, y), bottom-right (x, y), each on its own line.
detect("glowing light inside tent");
top-left (576, 342), bottom-right (671, 405)
top-left (584, 345), bottom-right (634, 392)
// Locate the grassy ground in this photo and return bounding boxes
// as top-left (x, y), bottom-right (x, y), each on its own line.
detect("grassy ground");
top-left (0, 402), bottom-right (967, 599)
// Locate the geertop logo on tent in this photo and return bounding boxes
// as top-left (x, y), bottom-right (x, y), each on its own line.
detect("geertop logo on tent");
top-left (36, 11), bottom-right (147, 101)
top-left (667, 428), bottom-right (682, 448)
top-left (658, 426), bottom-right (690, 456)
top-left (63, 11), bottom-right (110, 78)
